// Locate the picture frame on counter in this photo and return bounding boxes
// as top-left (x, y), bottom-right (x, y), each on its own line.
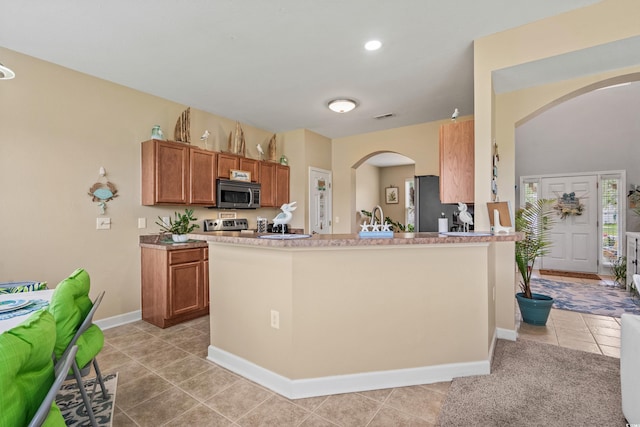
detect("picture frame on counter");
top-left (385, 186), bottom-right (399, 204)
top-left (230, 169), bottom-right (251, 182)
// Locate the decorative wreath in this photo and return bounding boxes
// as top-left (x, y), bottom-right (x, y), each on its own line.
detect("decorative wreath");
top-left (554, 192), bottom-right (584, 219)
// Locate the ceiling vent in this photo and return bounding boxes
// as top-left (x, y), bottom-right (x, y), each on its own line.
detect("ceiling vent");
top-left (373, 113), bottom-right (395, 120)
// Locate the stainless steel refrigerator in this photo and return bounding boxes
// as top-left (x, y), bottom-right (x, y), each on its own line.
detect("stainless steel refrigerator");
top-left (414, 175), bottom-right (462, 232)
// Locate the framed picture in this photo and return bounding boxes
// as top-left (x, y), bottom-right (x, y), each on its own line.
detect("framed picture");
top-left (230, 169), bottom-right (251, 182)
top-left (385, 186), bottom-right (399, 204)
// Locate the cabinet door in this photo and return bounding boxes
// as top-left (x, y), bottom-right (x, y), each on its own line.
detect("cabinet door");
top-left (189, 147), bottom-right (216, 205)
top-left (168, 261), bottom-right (204, 316)
top-left (239, 158), bottom-right (259, 182)
top-left (439, 120), bottom-right (474, 204)
top-left (259, 162), bottom-right (276, 207)
top-left (275, 164), bottom-right (290, 206)
top-left (217, 153), bottom-right (240, 180)
top-left (142, 139), bottom-right (189, 205)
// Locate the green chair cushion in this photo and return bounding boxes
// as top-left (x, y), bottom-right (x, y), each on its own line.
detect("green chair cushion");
top-left (47, 268), bottom-right (104, 368)
top-left (0, 309), bottom-right (65, 427)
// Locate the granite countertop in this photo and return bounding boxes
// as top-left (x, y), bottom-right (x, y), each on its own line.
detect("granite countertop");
top-left (139, 234), bottom-right (208, 250)
top-left (187, 231), bottom-right (522, 248)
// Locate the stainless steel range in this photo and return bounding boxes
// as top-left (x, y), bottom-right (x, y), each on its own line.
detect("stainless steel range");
top-left (203, 218), bottom-right (249, 232)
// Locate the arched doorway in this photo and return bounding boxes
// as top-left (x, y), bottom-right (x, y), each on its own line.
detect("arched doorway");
top-left (353, 151), bottom-right (415, 233)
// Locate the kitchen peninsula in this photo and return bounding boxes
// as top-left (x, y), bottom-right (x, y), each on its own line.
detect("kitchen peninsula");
top-left (190, 231), bottom-right (519, 399)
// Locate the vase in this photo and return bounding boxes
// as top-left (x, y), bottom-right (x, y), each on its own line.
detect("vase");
top-left (171, 234), bottom-right (188, 243)
top-left (516, 292), bottom-right (554, 326)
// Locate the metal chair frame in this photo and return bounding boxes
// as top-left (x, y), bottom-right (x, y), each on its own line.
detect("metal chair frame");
top-left (53, 291), bottom-right (108, 427)
top-left (28, 345), bottom-right (78, 427)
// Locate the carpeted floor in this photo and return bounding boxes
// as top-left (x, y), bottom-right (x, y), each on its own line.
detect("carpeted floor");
top-left (438, 339), bottom-right (625, 426)
top-left (531, 277), bottom-right (640, 317)
top-left (56, 372), bottom-right (117, 427)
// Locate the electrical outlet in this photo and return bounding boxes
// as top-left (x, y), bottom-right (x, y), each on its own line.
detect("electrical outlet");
top-left (161, 216), bottom-right (170, 227)
top-left (96, 217), bottom-right (111, 230)
top-left (138, 217), bottom-right (147, 229)
top-left (270, 310), bottom-right (280, 329)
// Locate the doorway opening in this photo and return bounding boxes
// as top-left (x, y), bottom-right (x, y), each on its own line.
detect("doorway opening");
top-left (520, 171), bottom-right (625, 276)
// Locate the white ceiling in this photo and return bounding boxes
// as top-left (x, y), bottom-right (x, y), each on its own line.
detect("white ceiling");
top-left (0, 0), bottom-right (600, 139)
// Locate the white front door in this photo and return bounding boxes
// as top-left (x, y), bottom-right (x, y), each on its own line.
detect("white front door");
top-left (309, 168), bottom-right (332, 234)
top-left (541, 175), bottom-right (598, 273)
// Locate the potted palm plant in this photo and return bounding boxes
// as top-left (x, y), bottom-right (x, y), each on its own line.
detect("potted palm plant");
top-left (515, 198), bottom-right (556, 325)
top-left (156, 209), bottom-right (199, 242)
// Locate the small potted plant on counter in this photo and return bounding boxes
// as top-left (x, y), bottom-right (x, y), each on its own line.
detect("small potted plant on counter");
top-left (515, 198), bottom-right (556, 325)
top-left (156, 209), bottom-right (199, 243)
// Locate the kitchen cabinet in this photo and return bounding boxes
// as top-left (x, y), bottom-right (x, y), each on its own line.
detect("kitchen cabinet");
top-left (239, 158), bottom-right (259, 182)
top-left (259, 162), bottom-right (289, 207)
top-left (217, 153), bottom-right (239, 180)
top-left (275, 164), bottom-right (290, 206)
top-left (141, 139), bottom-right (217, 206)
top-left (439, 119), bottom-right (474, 204)
top-left (259, 162), bottom-right (276, 207)
top-left (627, 232), bottom-right (640, 292)
top-left (141, 245), bottom-right (209, 328)
top-left (142, 139), bottom-right (189, 205)
top-left (189, 147), bottom-right (217, 205)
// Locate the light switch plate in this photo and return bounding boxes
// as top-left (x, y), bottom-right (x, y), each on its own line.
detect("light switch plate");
top-left (96, 217), bottom-right (111, 230)
top-left (138, 217), bottom-right (147, 229)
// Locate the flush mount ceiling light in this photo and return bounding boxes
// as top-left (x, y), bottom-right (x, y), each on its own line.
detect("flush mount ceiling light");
top-left (328, 99), bottom-right (357, 113)
top-left (364, 40), bottom-right (382, 51)
top-left (0, 63), bottom-right (15, 80)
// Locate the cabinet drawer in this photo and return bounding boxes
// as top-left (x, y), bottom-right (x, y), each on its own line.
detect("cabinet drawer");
top-left (169, 248), bottom-right (202, 265)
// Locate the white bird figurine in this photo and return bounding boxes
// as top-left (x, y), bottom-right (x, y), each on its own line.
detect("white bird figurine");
top-left (200, 129), bottom-right (211, 149)
top-left (256, 143), bottom-right (264, 160)
top-left (451, 108), bottom-right (459, 121)
top-left (457, 202), bottom-right (473, 232)
top-left (273, 201), bottom-right (297, 233)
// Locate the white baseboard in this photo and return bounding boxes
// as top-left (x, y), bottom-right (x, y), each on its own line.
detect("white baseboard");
top-left (208, 345), bottom-right (490, 399)
top-left (496, 327), bottom-right (517, 341)
top-left (95, 310), bottom-right (141, 330)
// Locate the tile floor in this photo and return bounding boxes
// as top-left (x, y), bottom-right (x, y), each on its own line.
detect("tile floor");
top-left (100, 272), bottom-right (622, 426)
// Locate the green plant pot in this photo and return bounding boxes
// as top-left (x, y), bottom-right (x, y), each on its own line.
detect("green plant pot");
top-left (516, 292), bottom-right (554, 326)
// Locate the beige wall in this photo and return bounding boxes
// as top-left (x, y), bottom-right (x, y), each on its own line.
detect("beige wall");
top-left (0, 47), bottom-right (286, 320)
top-left (331, 117), bottom-right (471, 233)
top-left (380, 165), bottom-right (415, 227)
top-left (474, 0), bottom-right (640, 332)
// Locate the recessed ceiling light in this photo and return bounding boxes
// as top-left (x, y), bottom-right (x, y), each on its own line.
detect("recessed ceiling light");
top-left (0, 63), bottom-right (16, 80)
top-left (328, 99), bottom-right (357, 113)
top-left (364, 40), bottom-right (382, 51)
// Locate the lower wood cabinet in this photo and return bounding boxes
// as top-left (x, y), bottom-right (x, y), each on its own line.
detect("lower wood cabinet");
top-left (141, 245), bottom-right (209, 328)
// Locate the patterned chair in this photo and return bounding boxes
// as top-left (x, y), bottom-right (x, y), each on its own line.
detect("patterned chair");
top-left (0, 281), bottom-right (48, 295)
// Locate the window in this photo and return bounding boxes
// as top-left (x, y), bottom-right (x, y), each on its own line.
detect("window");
top-left (522, 180), bottom-right (539, 208)
top-left (601, 175), bottom-right (621, 266)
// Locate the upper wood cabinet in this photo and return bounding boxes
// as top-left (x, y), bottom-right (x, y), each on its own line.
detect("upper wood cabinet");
top-left (275, 164), bottom-right (290, 207)
top-left (439, 120), bottom-right (474, 204)
top-left (239, 158), bottom-right (259, 182)
top-left (217, 153), bottom-right (239, 180)
top-left (189, 147), bottom-right (217, 205)
top-left (259, 162), bottom-right (276, 207)
top-left (259, 162), bottom-right (290, 207)
top-left (142, 139), bottom-right (288, 207)
top-left (142, 139), bottom-right (189, 205)
top-left (142, 139), bottom-right (218, 206)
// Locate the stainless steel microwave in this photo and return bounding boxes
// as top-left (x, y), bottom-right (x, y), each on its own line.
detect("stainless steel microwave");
top-left (216, 179), bottom-right (261, 209)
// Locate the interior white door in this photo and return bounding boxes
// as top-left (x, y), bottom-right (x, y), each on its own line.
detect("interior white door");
top-left (541, 175), bottom-right (598, 273)
top-left (309, 168), bottom-right (332, 234)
